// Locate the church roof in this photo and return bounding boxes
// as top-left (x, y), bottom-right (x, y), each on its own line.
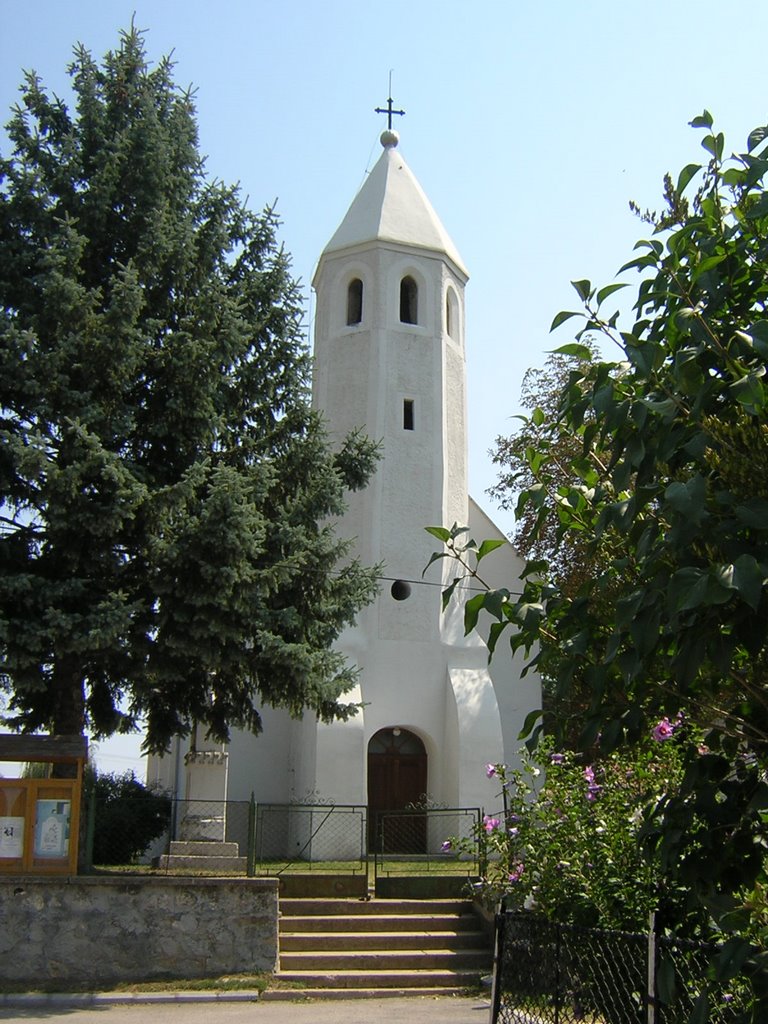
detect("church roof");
top-left (321, 131), bottom-right (468, 277)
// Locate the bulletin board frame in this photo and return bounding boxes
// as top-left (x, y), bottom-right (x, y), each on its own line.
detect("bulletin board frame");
top-left (0, 735), bottom-right (87, 875)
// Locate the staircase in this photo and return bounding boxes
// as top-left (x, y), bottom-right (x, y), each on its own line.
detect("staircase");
top-left (263, 896), bottom-right (492, 1001)
top-left (152, 840), bottom-right (247, 872)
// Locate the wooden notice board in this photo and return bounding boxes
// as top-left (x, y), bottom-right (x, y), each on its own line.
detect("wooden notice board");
top-left (0, 735), bottom-right (87, 875)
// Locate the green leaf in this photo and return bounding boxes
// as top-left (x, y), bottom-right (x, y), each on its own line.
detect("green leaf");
top-left (676, 162), bottom-right (701, 193)
top-left (595, 282), bottom-right (629, 307)
top-left (424, 525), bottom-right (451, 543)
top-left (744, 191), bottom-right (768, 220)
top-left (484, 588), bottom-right (510, 619)
top-left (748, 321), bottom-right (768, 358)
top-left (656, 957), bottom-right (677, 1004)
top-left (701, 132), bottom-right (724, 160)
top-left (463, 592), bottom-right (486, 635)
top-left (691, 252), bottom-right (727, 282)
top-left (476, 539), bottom-right (505, 563)
top-left (550, 310), bottom-right (581, 331)
top-left (688, 991), bottom-right (709, 1024)
top-left (422, 550), bottom-right (448, 576)
top-left (517, 708), bottom-right (543, 741)
top-left (487, 620), bottom-right (508, 656)
top-left (748, 123), bottom-right (768, 152)
top-left (531, 406), bottom-right (546, 427)
top-left (440, 576), bottom-right (461, 611)
top-left (732, 553), bottom-right (764, 611)
top-left (667, 567), bottom-right (708, 612)
top-left (715, 937), bottom-right (753, 982)
top-left (550, 342), bottom-right (593, 360)
top-left (664, 474), bottom-right (706, 521)
top-left (571, 279), bottom-right (592, 302)
top-left (734, 498), bottom-right (768, 529)
top-left (730, 372), bottom-right (767, 412)
top-left (689, 109), bottom-right (714, 129)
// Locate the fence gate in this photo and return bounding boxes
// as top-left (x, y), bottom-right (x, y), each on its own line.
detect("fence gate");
top-left (374, 807), bottom-right (481, 898)
top-left (254, 803), bottom-right (368, 897)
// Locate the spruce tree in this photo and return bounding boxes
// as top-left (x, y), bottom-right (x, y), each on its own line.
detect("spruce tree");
top-left (0, 27), bottom-right (379, 751)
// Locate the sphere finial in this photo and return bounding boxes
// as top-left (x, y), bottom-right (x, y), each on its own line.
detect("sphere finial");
top-left (380, 129), bottom-right (400, 149)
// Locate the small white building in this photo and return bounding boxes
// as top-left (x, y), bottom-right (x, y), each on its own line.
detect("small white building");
top-left (148, 127), bottom-right (540, 843)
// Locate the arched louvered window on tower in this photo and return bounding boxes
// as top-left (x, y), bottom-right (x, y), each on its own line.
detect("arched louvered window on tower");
top-left (347, 278), bottom-right (363, 325)
top-left (446, 287), bottom-right (459, 339)
top-left (400, 275), bottom-right (418, 325)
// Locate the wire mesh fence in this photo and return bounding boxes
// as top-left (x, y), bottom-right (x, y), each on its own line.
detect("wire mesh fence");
top-left (373, 808), bottom-right (481, 878)
top-left (86, 796), bottom-right (253, 871)
top-left (491, 912), bottom-right (749, 1024)
top-left (85, 794), bottom-right (483, 883)
top-left (253, 803), bottom-right (367, 875)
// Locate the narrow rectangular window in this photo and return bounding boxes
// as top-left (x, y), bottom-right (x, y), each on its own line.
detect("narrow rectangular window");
top-left (403, 399), bottom-right (414, 431)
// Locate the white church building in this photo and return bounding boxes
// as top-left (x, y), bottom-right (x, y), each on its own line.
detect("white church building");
top-left (148, 123), bottom-right (540, 840)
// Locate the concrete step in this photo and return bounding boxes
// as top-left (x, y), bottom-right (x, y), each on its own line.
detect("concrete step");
top-left (280, 930), bottom-right (488, 951)
top-left (279, 897), bottom-right (471, 916)
top-left (272, 968), bottom-right (486, 990)
top-left (279, 949), bottom-right (490, 971)
top-left (168, 840), bottom-right (241, 857)
top-left (261, 986), bottom-right (478, 1001)
top-left (153, 854), bottom-right (247, 871)
top-left (280, 912), bottom-right (480, 933)
top-left (273, 896), bottom-right (492, 1000)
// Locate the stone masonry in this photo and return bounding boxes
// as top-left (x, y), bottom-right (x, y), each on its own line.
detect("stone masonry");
top-left (1, 876), bottom-right (278, 986)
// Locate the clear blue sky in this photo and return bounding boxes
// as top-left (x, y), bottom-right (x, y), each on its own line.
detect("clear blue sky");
top-left (2, 0), bottom-right (767, 776)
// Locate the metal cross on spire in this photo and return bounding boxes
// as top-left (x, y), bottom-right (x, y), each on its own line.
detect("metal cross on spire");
top-left (375, 72), bottom-right (405, 129)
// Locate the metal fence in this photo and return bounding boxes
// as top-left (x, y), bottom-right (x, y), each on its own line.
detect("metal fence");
top-left (491, 912), bottom-right (749, 1024)
top-left (85, 794), bottom-right (483, 885)
top-left (253, 803), bottom-right (367, 875)
top-left (373, 807), bottom-right (481, 878)
top-left (86, 796), bottom-right (254, 870)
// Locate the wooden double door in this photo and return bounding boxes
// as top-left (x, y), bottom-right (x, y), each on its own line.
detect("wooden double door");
top-left (367, 727), bottom-right (427, 853)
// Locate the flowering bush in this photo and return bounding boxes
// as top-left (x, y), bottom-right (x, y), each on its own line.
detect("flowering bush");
top-left (455, 737), bottom-right (691, 931)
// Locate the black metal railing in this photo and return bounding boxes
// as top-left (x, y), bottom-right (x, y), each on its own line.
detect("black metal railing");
top-left (491, 912), bottom-right (748, 1024)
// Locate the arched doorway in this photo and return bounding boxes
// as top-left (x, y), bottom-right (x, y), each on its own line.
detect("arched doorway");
top-left (367, 727), bottom-right (427, 853)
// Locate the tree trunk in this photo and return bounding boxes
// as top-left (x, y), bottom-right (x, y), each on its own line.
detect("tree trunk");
top-left (50, 654), bottom-right (86, 779)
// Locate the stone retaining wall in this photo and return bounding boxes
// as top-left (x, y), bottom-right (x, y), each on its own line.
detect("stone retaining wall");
top-left (1, 876), bottom-right (279, 986)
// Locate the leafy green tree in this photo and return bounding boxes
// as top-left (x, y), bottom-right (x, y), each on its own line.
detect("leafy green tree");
top-left (489, 343), bottom-right (616, 740)
top-left (0, 27), bottom-right (379, 752)
top-left (431, 113), bottom-right (768, 1013)
top-left (489, 345), bottom-right (601, 599)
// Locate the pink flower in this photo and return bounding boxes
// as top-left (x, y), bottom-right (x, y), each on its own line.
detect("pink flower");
top-left (486, 763), bottom-right (497, 779)
top-left (652, 718), bottom-right (675, 742)
top-left (584, 764), bottom-right (602, 801)
top-left (508, 863), bottom-right (524, 883)
top-left (483, 815), bottom-right (501, 833)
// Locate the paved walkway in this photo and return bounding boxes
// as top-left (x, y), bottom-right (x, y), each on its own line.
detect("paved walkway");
top-left (0, 994), bottom-right (492, 1023)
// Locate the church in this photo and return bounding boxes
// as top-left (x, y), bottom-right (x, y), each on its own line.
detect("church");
top-left (148, 117), bottom-right (540, 837)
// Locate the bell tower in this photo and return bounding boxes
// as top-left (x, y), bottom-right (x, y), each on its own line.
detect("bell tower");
top-left (312, 127), bottom-right (469, 600)
top-left (308, 122), bottom-right (505, 813)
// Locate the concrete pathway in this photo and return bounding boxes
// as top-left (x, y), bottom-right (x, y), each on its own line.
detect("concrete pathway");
top-left (0, 994), bottom-right (492, 1023)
